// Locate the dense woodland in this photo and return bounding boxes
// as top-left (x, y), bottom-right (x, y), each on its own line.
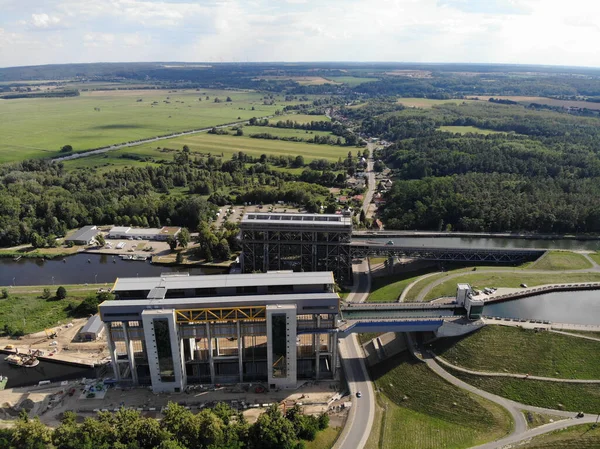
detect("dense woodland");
top-left (367, 102), bottom-right (600, 233)
top-left (0, 402), bottom-right (329, 449)
top-left (0, 147), bottom-right (365, 247)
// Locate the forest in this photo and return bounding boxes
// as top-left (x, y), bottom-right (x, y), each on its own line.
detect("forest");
top-left (368, 102), bottom-right (600, 233)
top-left (0, 402), bottom-right (329, 449)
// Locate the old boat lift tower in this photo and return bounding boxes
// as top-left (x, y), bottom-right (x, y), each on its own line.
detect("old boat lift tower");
top-left (240, 213), bottom-right (544, 283)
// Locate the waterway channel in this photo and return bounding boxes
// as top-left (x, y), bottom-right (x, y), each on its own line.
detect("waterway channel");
top-left (484, 290), bottom-right (600, 326)
top-left (359, 236), bottom-right (600, 251)
top-left (0, 253), bottom-right (225, 287)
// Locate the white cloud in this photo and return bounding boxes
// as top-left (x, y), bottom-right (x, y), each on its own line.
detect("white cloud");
top-left (0, 0), bottom-right (599, 67)
top-left (30, 13), bottom-right (61, 29)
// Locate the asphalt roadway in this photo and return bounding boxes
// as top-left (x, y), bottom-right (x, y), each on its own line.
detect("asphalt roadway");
top-left (334, 261), bottom-right (375, 449)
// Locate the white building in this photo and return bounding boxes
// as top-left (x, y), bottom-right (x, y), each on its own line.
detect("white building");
top-left (108, 226), bottom-right (181, 241)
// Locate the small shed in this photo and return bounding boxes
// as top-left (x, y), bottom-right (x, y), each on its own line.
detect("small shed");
top-left (78, 315), bottom-right (105, 341)
top-left (65, 225), bottom-right (99, 246)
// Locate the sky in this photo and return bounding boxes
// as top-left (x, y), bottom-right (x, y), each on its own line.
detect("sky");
top-left (0, 0), bottom-right (599, 68)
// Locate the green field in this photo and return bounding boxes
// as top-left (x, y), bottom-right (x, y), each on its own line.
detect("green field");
top-left (530, 251), bottom-right (593, 270)
top-left (243, 125), bottom-right (343, 142)
top-left (423, 271), bottom-right (600, 301)
top-left (431, 326), bottom-right (600, 379)
top-left (64, 130), bottom-right (352, 171)
top-left (397, 98), bottom-right (477, 108)
top-left (0, 89), bottom-right (296, 163)
top-left (586, 252), bottom-right (600, 266)
top-left (519, 424), bottom-right (600, 448)
top-left (368, 268), bottom-right (438, 303)
top-left (304, 426), bottom-right (341, 449)
top-left (438, 126), bottom-right (504, 135)
top-left (268, 114), bottom-right (330, 124)
top-left (0, 287), bottom-right (100, 334)
top-left (369, 354), bottom-right (512, 449)
top-left (451, 370), bottom-right (600, 413)
top-left (325, 76), bottom-right (378, 86)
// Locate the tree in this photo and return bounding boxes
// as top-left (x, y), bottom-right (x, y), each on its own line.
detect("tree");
top-left (42, 288), bottom-right (51, 299)
top-left (95, 233), bottom-right (105, 247)
top-left (167, 236), bottom-right (177, 251)
top-left (12, 412), bottom-right (52, 449)
top-left (236, 128), bottom-right (244, 136)
top-left (226, 96), bottom-right (232, 102)
top-left (30, 232), bottom-right (45, 249)
top-left (293, 155), bottom-right (305, 168)
top-left (1, 288), bottom-right (8, 299)
top-left (249, 405), bottom-right (296, 449)
top-left (177, 228), bottom-right (190, 248)
top-left (56, 286), bottom-right (67, 300)
top-left (60, 145), bottom-right (73, 153)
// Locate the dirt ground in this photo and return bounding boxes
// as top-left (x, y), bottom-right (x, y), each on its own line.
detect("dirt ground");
top-left (0, 379), bottom-right (348, 428)
top-left (0, 318), bottom-right (108, 366)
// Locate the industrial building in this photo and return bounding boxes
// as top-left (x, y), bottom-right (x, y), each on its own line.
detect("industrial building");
top-left (78, 314), bottom-right (105, 341)
top-left (65, 225), bottom-right (100, 246)
top-left (99, 272), bottom-right (339, 393)
top-left (240, 213), bottom-right (353, 284)
top-left (108, 226), bottom-right (181, 241)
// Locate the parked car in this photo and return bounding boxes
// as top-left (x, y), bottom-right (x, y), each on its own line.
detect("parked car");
top-left (356, 391), bottom-right (362, 398)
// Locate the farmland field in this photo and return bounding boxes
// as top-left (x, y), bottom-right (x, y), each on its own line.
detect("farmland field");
top-left (431, 326), bottom-right (600, 379)
top-left (467, 95), bottom-right (600, 111)
top-left (243, 125), bottom-right (343, 142)
top-left (268, 114), bottom-right (330, 124)
top-left (64, 130), bottom-right (351, 171)
top-left (397, 97), bottom-right (477, 108)
top-left (368, 353), bottom-right (512, 449)
top-left (438, 125), bottom-right (504, 135)
top-left (0, 88), bottom-right (298, 163)
top-left (325, 76), bottom-right (378, 86)
top-left (255, 76), bottom-right (338, 85)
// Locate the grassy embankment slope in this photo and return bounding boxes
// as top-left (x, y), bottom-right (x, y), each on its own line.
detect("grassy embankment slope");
top-left (366, 353), bottom-right (512, 449)
top-left (432, 326), bottom-right (600, 379)
top-left (433, 326), bottom-right (600, 413)
top-left (0, 89), bottom-right (307, 163)
top-left (0, 285), bottom-right (102, 334)
top-left (367, 267), bottom-right (438, 303)
top-left (518, 424), bottom-right (600, 448)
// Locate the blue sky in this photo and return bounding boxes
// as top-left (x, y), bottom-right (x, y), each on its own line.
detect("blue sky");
top-left (0, 0), bottom-right (598, 68)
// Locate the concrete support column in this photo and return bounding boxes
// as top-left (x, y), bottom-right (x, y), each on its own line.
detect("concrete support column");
top-left (206, 322), bottom-right (215, 384)
top-left (105, 323), bottom-right (120, 380)
top-left (180, 338), bottom-right (187, 386)
top-left (237, 321), bottom-right (243, 383)
top-left (315, 316), bottom-right (321, 380)
top-left (189, 338), bottom-right (195, 360)
top-left (123, 323), bottom-right (138, 384)
top-left (331, 332), bottom-right (338, 377)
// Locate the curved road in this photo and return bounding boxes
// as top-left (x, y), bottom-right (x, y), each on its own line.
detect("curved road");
top-left (414, 266), bottom-right (600, 302)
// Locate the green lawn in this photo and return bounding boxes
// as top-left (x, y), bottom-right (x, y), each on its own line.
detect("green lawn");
top-left (522, 411), bottom-right (565, 429)
top-left (588, 252), bottom-right (600, 265)
top-left (438, 126), bottom-right (504, 135)
top-left (369, 353), bottom-right (512, 449)
top-left (368, 268), bottom-right (438, 303)
top-left (423, 272), bottom-right (600, 301)
top-left (519, 423), bottom-right (600, 448)
top-left (0, 288), bottom-right (99, 334)
top-left (451, 370), bottom-right (600, 413)
top-left (304, 426), bottom-right (341, 449)
top-left (431, 326), bottom-right (600, 379)
top-left (64, 130), bottom-right (351, 171)
top-left (529, 251), bottom-right (592, 270)
top-left (0, 88), bottom-right (299, 163)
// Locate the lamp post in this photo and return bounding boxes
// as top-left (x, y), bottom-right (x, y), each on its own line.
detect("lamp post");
top-left (95, 274), bottom-right (98, 284)
top-left (12, 277), bottom-right (15, 287)
top-left (52, 276), bottom-right (55, 286)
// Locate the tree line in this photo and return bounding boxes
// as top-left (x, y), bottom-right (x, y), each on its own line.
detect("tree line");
top-left (1, 402), bottom-right (329, 449)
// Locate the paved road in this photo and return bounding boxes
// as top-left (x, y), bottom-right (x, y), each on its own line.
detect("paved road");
top-left (434, 355), bottom-right (600, 384)
top-left (334, 261), bottom-right (375, 449)
top-left (362, 143), bottom-right (376, 216)
top-left (414, 267), bottom-right (600, 302)
top-left (52, 118), bottom-right (262, 162)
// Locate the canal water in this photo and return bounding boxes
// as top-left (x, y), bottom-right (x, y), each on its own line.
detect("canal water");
top-left (0, 352), bottom-right (97, 388)
top-left (0, 253), bottom-right (225, 286)
top-left (359, 236), bottom-right (600, 251)
top-left (483, 290), bottom-right (600, 326)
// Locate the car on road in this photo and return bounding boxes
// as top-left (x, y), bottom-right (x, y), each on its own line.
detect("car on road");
top-left (356, 391), bottom-right (362, 398)
top-left (520, 283), bottom-right (528, 288)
